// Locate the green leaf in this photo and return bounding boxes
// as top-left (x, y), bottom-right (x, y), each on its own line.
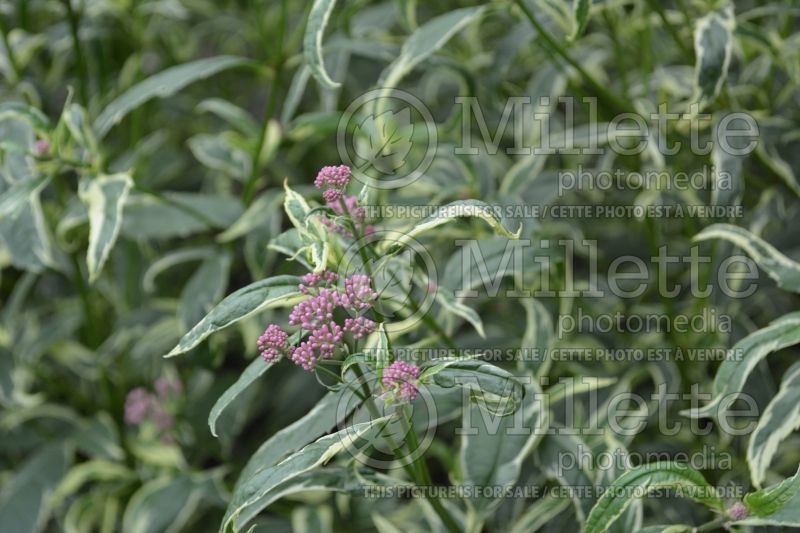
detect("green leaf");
top-left (518, 298), bottom-right (553, 375)
top-left (0, 187), bottom-right (58, 272)
top-left (51, 460), bottom-right (133, 506)
top-left (217, 191), bottom-right (283, 243)
top-left (292, 505), bottom-right (333, 533)
top-left (237, 388), bottom-right (358, 486)
top-left (187, 133), bottom-right (251, 180)
top-left (435, 287), bottom-right (485, 338)
top-left (208, 358), bottom-right (274, 437)
top-left (499, 152), bottom-right (548, 196)
top-left (0, 443), bottom-right (71, 533)
top-left (460, 382), bottom-right (548, 517)
top-left (429, 359), bottom-right (525, 416)
top-left (379, 6), bottom-right (487, 90)
top-left (196, 98), bottom-right (259, 137)
top-left (0, 174), bottom-right (50, 220)
top-left (680, 311), bottom-right (800, 418)
top-left (121, 192), bottom-right (243, 240)
top-left (166, 275), bottom-right (303, 357)
top-left (207, 330), bottom-right (299, 438)
top-left (0, 102), bottom-right (51, 132)
top-left (63, 104), bottom-right (98, 154)
top-left (122, 473), bottom-right (224, 533)
top-left (693, 224), bottom-right (800, 292)
top-left (374, 323), bottom-right (390, 380)
top-left (94, 56), bottom-right (249, 138)
top-left (693, 5), bottom-right (735, 107)
top-left (178, 252), bottom-right (232, 332)
top-left (508, 494), bottom-right (571, 533)
top-left (304, 0), bottom-right (341, 89)
top-left (383, 199), bottom-right (521, 254)
top-left (239, 468), bottom-right (403, 533)
top-left (283, 180), bottom-right (315, 238)
top-left (571, 0), bottom-right (591, 40)
top-left (748, 363), bottom-right (800, 487)
top-left (537, 433), bottom-right (596, 524)
top-left (584, 463), bottom-right (724, 533)
top-left (78, 173), bottom-right (134, 283)
top-left (222, 417), bottom-right (391, 532)
top-left (744, 466), bottom-right (800, 517)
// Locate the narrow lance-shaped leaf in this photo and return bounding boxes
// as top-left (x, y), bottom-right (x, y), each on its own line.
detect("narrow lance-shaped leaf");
top-left (94, 56), bottom-right (249, 138)
top-left (584, 462), bottom-right (724, 533)
top-left (166, 275), bottom-right (303, 357)
top-left (303, 0), bottom-right (341, 89)
top-left (680, 311), bottom-right (800, 418)
top-left (222, 417), bottom-right (391, 532)
top-left (209, 330), bottom-right (302, 436)
top-left (78, 173), bottom-right (133, 283)
top-left (748, 363), bottom-right (800, 487)
top-left (571, 0), bottom-right (591, 40)
top-left (0, 102), bottom-right (51, 132)
top-left (694, 224), bottom-right (800, 293)
top-left (518, 298), bottom-right (553, 375)
top-left (378, 6), bottom-right (487, 90)
top-left (240, 468), bottom-right (405, 533)
top-left (0, 174), bottom-right (50, 220)
top-left (743, 466), bottom-right (800, 520)
top-left (383, 199), bottom-right (522, 254)
top-left (537, 433), bottom-right (595, 524)
top-left (236, 388), bottom-right (357, 485)
top-left (435, 287), bottom-right (486, 339)
top-left (209, 359), bottom-right (275, 438)
top-left (693, 6), bottom-right (735, 107)
top-left (460, 382), bottom-right (548, 517)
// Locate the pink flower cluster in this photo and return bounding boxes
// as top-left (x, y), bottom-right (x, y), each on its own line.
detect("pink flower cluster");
top-left (315, 165), bottom-right (351, 202)
top-left (259, 271), bottom-right (378, 371)
top-left (258, 324), bottom-right (289, 362)
top-left (728, 502), bottom-right (748, 521)
top-left (382, 360), bottom-right (422, 402)
top-left (124, 377), bottom-right (182, 430)
top-left (321, 195), bottom-right (374, 238)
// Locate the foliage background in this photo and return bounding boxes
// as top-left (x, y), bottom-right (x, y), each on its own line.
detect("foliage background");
top-left (1, 0), bottom-right (799, 532)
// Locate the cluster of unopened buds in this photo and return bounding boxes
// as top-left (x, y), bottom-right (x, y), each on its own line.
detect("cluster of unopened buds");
top-left (382, 360), bottom-right (422, 402)
top-left (258, 271), bottom-right (378, 370)
top-left (314, 164), bottom-right (374, 237)
top-left (124, 376), bottom-right (182, 432)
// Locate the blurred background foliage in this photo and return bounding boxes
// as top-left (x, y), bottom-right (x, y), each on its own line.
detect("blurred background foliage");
top-left (1, 0), bottom-right (799, 531)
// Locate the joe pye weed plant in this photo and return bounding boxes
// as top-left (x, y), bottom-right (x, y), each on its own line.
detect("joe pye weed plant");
top-left (1, 0), bottom-right (800, 532)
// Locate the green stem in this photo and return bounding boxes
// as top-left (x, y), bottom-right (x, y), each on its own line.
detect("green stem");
top-left (695, 516), bottom-right (726, 532)
top-left (512, 0), bottom-right (629, 116)
top-left (399, 404), bottom-right (461, 533)
top-left (243, 0), bottom-right (289, 205)
top-left (62, 0), bottom-right (89, 106)
top-left (349, 365), bottom-right (460, 533)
